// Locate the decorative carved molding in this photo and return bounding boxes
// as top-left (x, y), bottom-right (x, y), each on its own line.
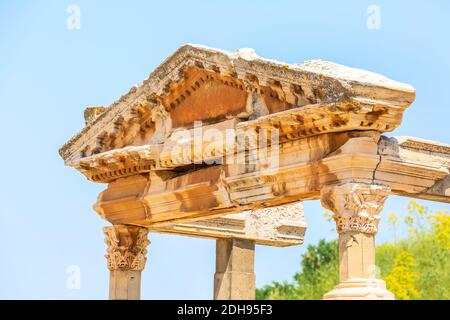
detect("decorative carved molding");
top-left (84, 106), bottom-right (107, 126)
top-left (379, 136), bottom-right (450, 163)
top-left (150, 201), bottom-right (307, 246)
top-left (69, 103), bottom-right (398, 183)
top-left (91, 130), bottom-right (450, 226)
top-left (398, 137), bottom-right (450, 155)
top-left (149, 103), bottom-right (172, 144)
top-left (60, 44), bottom-right (415, 167)
top-left (75, 144), bottom-right (161, 182)
top-left (103, 225), bottom-right (150, 271)
top-left (320, 183), bottom-right (390, 235)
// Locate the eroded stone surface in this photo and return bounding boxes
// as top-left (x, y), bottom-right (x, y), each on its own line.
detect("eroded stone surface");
top-left (59, 44), bottom-right (416, 181)
top-left (150, 201), bottom-right (306, 246)
top-left (377, 136), bottom-right (450, 202)
top-left (320, 182), bottom-right (394, 300)
top-left (58, 44), bottom-right (450, 301)
top-left (91, 130), bottom-right (450, 226)
top-left (103, 225), bottom-right (150, 300)
top-left (103, 225), bottom-right (150, 271)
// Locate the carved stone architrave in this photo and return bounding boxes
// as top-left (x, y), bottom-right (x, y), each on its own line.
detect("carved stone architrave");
top-left (103, 225), bottom-right (150, 271)
top-left (150, 201), bottom-right (307, 247)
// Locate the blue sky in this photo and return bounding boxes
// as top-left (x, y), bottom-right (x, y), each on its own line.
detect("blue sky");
top-left (0, 1), bottom-right (449, 299)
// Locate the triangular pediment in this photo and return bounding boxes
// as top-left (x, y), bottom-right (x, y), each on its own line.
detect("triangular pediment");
top-left (59, 44), bottom-right (416, 182)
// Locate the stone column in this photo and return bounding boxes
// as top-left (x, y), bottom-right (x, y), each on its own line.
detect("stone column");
top-left (103, 225), bottom-right (150, 300)
top-left (214, 238), bottom-right (255, 300)
top-left (320, 183), bottom-right (395, 300)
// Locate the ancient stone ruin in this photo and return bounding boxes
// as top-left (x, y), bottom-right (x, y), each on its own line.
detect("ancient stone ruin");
top-left (60, 44), bottom-right (450, 300)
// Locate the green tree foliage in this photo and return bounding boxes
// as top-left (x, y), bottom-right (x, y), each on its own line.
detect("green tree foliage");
top-left (383, 251), bottom-right (419, 300)
top-left (257, 201), bottom-right (450, 300)
top-left (256, 240), bottom-right (339, 300)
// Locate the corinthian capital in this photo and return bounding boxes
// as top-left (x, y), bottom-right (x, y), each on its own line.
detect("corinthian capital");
top-left (320, 183), bottom-right (390, 235)
top-left (103, 225), bottom-right (150, 271)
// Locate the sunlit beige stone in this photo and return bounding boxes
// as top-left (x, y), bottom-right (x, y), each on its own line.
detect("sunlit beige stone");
top-left (321, 183), bottom-right (394, 300)
top-left (103, 225), bottom-right (150, 300)
top-left (59, 44), bottom-right (450, 300)
top-left (214, 238), bottom-right (255, 300)
top-left (150, 202), bottom-right (306, 247)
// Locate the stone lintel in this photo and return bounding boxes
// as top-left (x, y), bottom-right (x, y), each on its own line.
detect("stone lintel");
top-left (149, 202), bottom-right (306, 247)
top-left (92, 131), bottom-right (449, 226)
top-left (377, 136), bottom-right (450, 203)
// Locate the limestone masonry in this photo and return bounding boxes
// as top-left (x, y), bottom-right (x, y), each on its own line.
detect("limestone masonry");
top-left (60, 44), bottom-right (450, 300)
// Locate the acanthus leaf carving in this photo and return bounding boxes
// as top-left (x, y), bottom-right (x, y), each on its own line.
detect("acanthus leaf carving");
top-left (103, 225), bottom-right (150, 271)
top-left (320, 183), bottom-right (390, 235)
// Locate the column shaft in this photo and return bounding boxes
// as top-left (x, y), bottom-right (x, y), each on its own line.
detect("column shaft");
top-left (214, 238), bottom-right (255, 300)
top-left (338, 232), bottom-right (376, 282)
top-left (109, 270), bottom-right (141, 300)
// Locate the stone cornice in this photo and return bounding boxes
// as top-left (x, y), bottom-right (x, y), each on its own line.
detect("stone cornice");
top-left (73, 144), bottom-right (162, 182)
top-left (59, 44), bottom-right (415, 169)
top-left (68, 98), bottom-right (411, 183)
